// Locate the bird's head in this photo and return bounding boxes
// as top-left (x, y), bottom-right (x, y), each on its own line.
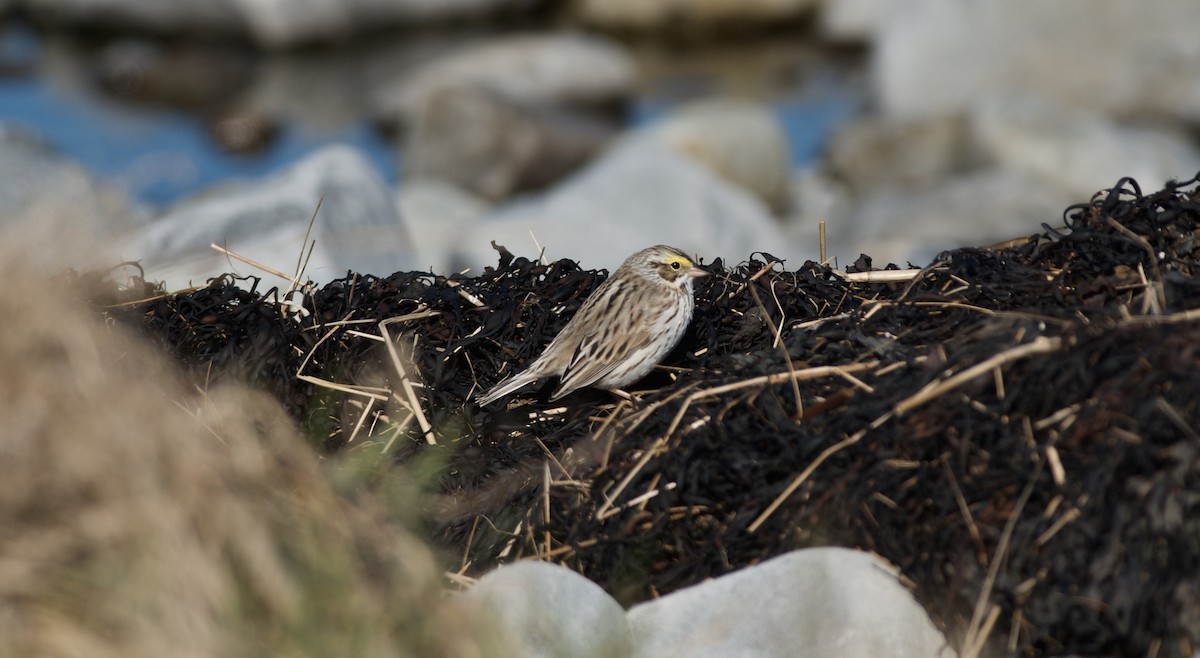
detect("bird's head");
top-left (632, 245), bottom-right (708, 290)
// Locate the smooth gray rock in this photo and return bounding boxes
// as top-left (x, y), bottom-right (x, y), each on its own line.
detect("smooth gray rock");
top-left (405, 86), bottom-right (614, 201)
top-left (827, 113), bottom-right (971, 194)
top-left (373, 33), bottom-right (636, 125)
top-left (196, 36), bottom-right (475, 151)
top-left (875, 0), bottom-right (1200, 121)
top-left (124, 145), bottom-right (411, 289)
top-left (460, 561), bottom-right (633, 658)
top-left (460, 548), bottom-right (953, 658)
top-left (783, 165), bottom-right (852, 260)
top-left (971, 95), bottom-right (1200, 201)
top-left (644, 99), bottom-right (792, 212)
top-left (396, 177), bottom-right (492, 274)
top-left (842, 169), bottom-right (1069, 267)
top-left (452, 137), bottom-right (798, 273)
top-left (628, 547), bottom-right (955, 658)
top-left (0, 125), bottom-right (144, 271)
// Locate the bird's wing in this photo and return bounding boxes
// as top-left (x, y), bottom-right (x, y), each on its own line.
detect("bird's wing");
top-left (476, 369), bottom-right (540, 406)
top-left (551, 323), bottom-right (650, 399)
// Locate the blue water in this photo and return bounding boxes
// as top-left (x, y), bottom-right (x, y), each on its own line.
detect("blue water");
top-left (0, 20), bottom-right (859, 211)
top-left (0, 72), bottom-right (399, 210)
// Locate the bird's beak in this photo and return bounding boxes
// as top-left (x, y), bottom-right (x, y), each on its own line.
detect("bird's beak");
top-left (688, 266), bottom-right (708, 279)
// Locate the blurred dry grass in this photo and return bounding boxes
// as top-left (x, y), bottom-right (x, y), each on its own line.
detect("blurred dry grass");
top-left (0, 242), bottom-right (485, 657)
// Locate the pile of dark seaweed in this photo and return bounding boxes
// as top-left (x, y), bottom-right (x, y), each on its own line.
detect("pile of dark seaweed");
top-left (89, 174), bottom-right (1200, 657)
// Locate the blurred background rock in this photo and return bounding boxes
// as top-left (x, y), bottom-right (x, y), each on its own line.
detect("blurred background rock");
top-left (1, 0), bottom-right (1199, 287)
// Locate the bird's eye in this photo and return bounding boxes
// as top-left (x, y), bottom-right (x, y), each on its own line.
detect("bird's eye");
top-left (670, 261), bottom-right (681, 270)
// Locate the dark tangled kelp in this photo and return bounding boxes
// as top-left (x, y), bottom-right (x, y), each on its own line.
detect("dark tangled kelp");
top-left (91, 174), bottom-right (1200, 657)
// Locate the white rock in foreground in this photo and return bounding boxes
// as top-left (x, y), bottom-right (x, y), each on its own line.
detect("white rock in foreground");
top-left (460, 561), bottom-right (633, 658)
top-left (875, 0), bottom-right (1200, 121)
top-left (125, 145), bottom-right (411, 289)
top-left (460, 548), bottom-right (954, 658)
top-left (628, 547), bottom-right (955, 658)
top-left (452, 138), bottom-right (798, 273)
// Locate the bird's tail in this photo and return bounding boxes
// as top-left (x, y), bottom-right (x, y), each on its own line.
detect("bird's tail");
top-left (476, 371), bottom-right (541, 406)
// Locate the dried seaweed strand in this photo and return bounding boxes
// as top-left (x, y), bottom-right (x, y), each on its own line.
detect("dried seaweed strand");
top-left (748, 408), bottom-right (894, 533)
top-left (894, 337), bottom-right (1062, 416)
top-left (962, 458), bottom-right (1044, 657)
top-left (380, 317), bottom-right (436, 445)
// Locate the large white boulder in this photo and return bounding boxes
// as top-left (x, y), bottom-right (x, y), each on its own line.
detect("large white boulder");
top-left (124, 145), bottom-right (411, 289)
top-left (452, 137), bottom-right (799, 273)
top-left (875, 0), bottom-right (1200, 121)
top-left (971, 95), bottom-right (1200, 202)
top-left (396, 177), bottom-right (492, 274)
top-left (644, 99), bottom-right (792, 212)
top-left (825, 112), bottom-right (970, 194)
top-left (459, 548), bottom-right (954, 658)
top-left (628, 547), bottom-right (955, 658)
top-left (840, 169), bottom-right (1068, 268)
top-left (628, 545), bottom-right (955, 658)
